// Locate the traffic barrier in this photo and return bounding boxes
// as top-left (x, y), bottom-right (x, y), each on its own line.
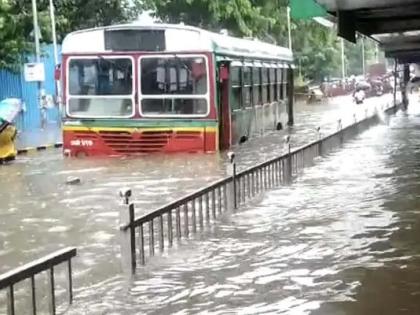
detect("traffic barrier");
top-left (17, 143), bottom-right (63, 155)
top-left (0, 247), bottom-right (77, 315)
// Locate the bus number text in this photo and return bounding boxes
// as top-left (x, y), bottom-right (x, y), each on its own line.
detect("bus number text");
top-left (70, 139), bottom-right (93, 147)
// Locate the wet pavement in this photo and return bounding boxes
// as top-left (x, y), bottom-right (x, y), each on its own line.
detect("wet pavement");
top-left (0, 93), bottom-right (408, 314)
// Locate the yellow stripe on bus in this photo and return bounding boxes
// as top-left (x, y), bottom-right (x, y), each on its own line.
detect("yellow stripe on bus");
top-left (63, 126), bottom-right (218, 133)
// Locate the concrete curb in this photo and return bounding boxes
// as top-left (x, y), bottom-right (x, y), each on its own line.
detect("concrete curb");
top-left (17, 143), bottom-right (63, 155)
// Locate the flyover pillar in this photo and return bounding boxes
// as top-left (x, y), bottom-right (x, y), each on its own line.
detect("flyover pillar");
top-left (287, 67), bottom-right (294, 126)
top-left (402, 63), bottom-right (410, 109)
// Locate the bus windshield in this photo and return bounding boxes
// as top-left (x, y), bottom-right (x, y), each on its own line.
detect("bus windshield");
top-left (67, 57), bottom-right (133, 117)
top-left (140, 56), bottom-right (208, 116)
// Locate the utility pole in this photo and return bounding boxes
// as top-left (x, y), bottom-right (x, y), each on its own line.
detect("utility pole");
top-left (32, 0), bottom-right (45, 128)
top-left (31, 0), bottom-right (41, 64)
top-left (299, 57), bottom-right (302, 78)
top-left (49, 0), bottom-right (62, 114)
top-left (287, 6), bottom-right (292, 50)
top-left (341, 38), bottom-right (345, 83)
top-left (48, 0), bottom-right (58, 67)
top-left (361, 36), bottom-right (366, 76)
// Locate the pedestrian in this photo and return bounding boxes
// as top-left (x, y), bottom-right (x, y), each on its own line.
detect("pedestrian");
top-left (40, 90), bottom-right (48, 130)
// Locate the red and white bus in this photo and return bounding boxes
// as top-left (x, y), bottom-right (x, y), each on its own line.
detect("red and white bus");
top-left (60, 23), bottom-right (294, 156)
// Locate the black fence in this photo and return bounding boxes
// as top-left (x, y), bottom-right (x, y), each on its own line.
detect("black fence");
top-left (120, 102), bottom-right (401, 272)
top-left (0, 247), bottom-right (77, 315)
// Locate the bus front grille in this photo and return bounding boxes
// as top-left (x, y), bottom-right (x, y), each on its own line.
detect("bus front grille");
top-left (99, 130), bottom-right (171, 153)
top-left (72, 129), bottom-right (203, 154)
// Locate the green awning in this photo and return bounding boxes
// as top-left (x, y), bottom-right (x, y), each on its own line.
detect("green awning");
top-left (290, 0), bottom-right (327, 20)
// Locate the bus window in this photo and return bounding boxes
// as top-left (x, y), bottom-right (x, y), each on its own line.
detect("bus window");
top-left (230, 66), bottom-right (241, 110)
top-left (252, 67), bottom-right (261, 106)
top-left (243, 67), bottom-right (252, 86)
top-left (231, 66), bottom-right (241, 87)
top-left (67, 58), bottom-right (133, 117)
top-left (276, 68), bottom-right (282, 100)
top-left (261, 68), bottom-right (269, 104)
top-left (269, 68), bottom-right (276, 102)
top-left (282, 68), bottom-right (288, 100)
top-left (141, 57), bottom-right (207, 95)
top-left (140, 56), bottom-right (208, 116)
top-left (243, 67), bottom-right (252, 108)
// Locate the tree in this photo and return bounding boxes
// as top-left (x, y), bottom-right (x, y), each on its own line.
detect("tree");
top-left (292, 20), bottom-right (341, 82)
top-left (0, 0), bottom-right (32, 71)
top-left (15, 0), bottom-right (143, 43)
top-left (345, 39), bottom-right (378, 76)
top-left (143, 0), bottom-right (343, 81)
top-left (0, 0), bottom-right (143, 70)
top-left (142, 0), bottom-right (274, 37)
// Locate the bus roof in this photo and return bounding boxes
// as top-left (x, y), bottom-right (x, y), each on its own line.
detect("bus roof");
top-left (61, 23), bottom-right (293, 62)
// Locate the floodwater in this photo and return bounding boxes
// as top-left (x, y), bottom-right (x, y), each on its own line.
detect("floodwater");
top-left (0, 93), bottom-right (409, 314)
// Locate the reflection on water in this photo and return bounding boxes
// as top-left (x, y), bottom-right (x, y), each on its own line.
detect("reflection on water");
top-left (1, 94), bottom-right (409, 314)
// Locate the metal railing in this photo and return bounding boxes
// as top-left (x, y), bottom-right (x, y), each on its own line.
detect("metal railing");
top-left (0, 247), bottom-right (77, 315)
top-left (120, 102), bottom-right (400, 271)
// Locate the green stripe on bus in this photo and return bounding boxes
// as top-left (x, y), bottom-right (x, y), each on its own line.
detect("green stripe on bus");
top-left (63, 119), bottom-right (218, 128)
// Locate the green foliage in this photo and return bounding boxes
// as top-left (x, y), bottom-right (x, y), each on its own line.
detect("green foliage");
top-left (17, 0), bottom-right (142, 42)
top-left (142, 0), bottom-right (278, 37)
top-left (292, 20), bottom-right (341, 81)
top-left (0, 0), bottom-right (379, 79)
top-left (0, 0), bottom-right (142, 70)
top-left (345, 39), bottom-right (378, 76)
top-left (0, 0), bottom-right (31, 71)
top-left (144, 0), bottom-right (381, 82)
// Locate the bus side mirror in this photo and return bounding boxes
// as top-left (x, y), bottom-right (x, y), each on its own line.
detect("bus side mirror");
top-left (54, 65), bottom-right (61, 81)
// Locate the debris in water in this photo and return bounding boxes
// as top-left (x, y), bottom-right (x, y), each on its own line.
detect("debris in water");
top-left (66, 176), bottom-right (81, 185)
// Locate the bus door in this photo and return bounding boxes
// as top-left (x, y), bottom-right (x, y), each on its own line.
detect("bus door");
top-left (218, 62), bottom-right (231, 150)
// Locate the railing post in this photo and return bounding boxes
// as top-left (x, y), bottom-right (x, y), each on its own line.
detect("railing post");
top-left (338, 119), bottom-right (343, 144)
top-left (226, 152), bottom-right (237, 210)
top-left (283, 136), bottom-right (292, 184)
top-left (128, 203), bottom-right (136, 272)
top-left (198, 196), bottom-right (204, 229)
top-left (6, 285), bottom-right (15, 315)
top-left (0, 248), bottom-right (77, 315)
top-left (48, 267), bottom-right (56, 315)
top-left (317, 126), bottom-right (322, 156)
top-left (149, 220), bottom-right (155, 256)
top-left (30, 275), bottom-right (36, 315)
top-left (176, 207), bottom-right (181, 239)
top-left (183, 204), bottom-right (189, 237)
top-left (118, 188), bottom-right (136, 274)
top-left (159, 215), bottom-right (164, 252)
top-left (167, 212), bottom-right (173, 248)
top-left (139, 224), bottom-right (145, 265)
top-left (67, 259), bottom-right (73, 304)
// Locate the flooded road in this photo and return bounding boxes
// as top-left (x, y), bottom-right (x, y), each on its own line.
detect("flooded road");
top-left (64, 98), bottom-right (420, 314)
top-left (0, 94), bottom-right (404, 313)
